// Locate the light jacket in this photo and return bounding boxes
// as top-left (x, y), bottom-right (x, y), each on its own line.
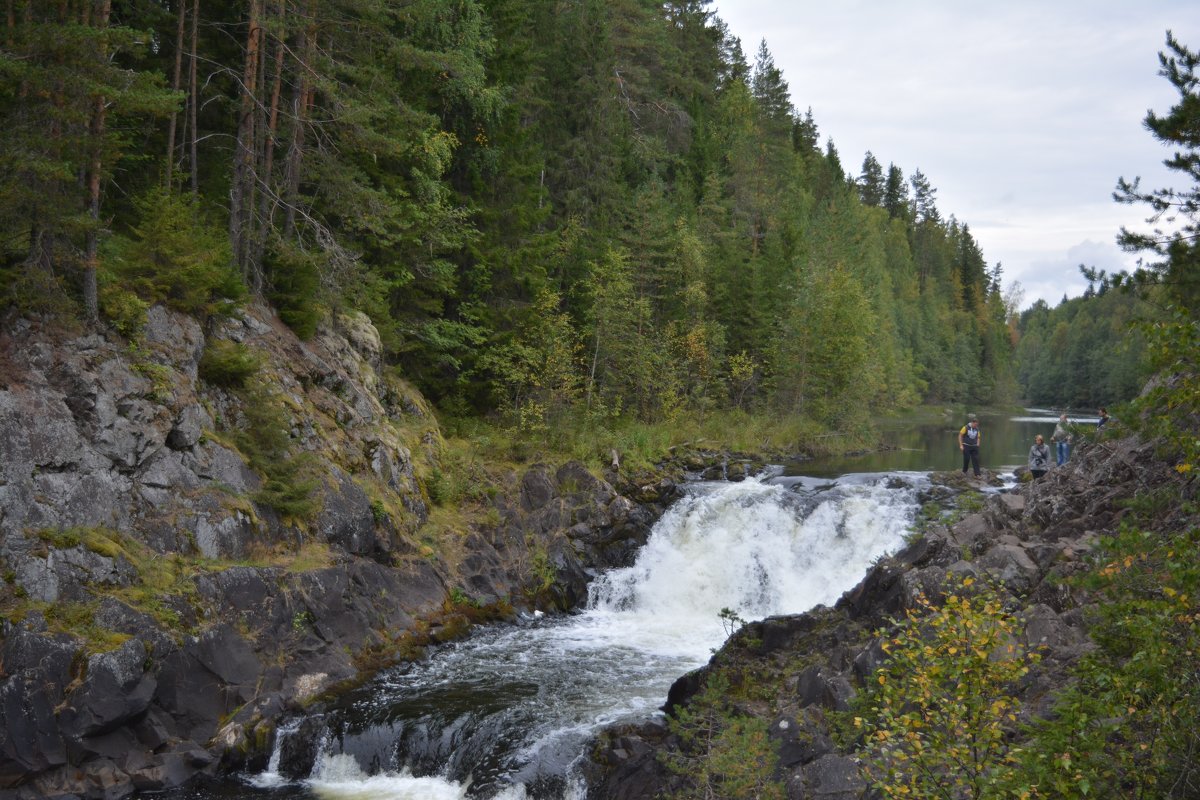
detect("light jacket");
top-left (1028, 443), bottom-right (1050, 471)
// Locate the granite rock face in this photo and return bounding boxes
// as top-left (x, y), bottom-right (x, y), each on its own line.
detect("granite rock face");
top-left (0, 306), bottom-right (663, 798)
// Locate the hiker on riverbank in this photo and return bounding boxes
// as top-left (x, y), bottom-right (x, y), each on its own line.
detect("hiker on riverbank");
top-left (958, 415), bottom-right (982, 477)
top-left (1052, 413), bottom-right (1073, 466)
top-left (1028, 434), bottom-right (1050, 479)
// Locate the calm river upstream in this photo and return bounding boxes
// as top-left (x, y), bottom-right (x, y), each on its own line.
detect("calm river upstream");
top-left (793, 407), bottom-right (1101, 477)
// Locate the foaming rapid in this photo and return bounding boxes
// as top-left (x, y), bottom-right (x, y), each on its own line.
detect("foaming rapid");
top-left (254, 472), bottom-right (921, 800)
top-left (586, 473), bottom-right (920, 657)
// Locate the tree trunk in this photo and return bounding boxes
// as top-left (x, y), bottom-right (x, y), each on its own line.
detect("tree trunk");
top-left (251, 0), bottom-right (286, 271)
top-left (164, 0), bottom-right (185, 187)
top-left (187, 0), bottom-right (199, 194)
top-left (231, 0), bottom-right (262, 276)
top-left (230, 0), bottom-right (263, 292)
top-left (283, 0), bottom-right (315, 239)
top-left (82, 0), bottom-right (111, 323)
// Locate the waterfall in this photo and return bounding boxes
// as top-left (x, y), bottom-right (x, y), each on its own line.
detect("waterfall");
top-left (243, 472), bottom-right (921, 800)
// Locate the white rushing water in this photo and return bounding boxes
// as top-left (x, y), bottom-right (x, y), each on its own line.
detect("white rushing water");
top-left (262, 472), bottom-right (923, 800)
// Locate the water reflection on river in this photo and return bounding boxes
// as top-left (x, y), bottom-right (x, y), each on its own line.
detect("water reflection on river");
top-left (792, 408), bottom-right (1101, 477)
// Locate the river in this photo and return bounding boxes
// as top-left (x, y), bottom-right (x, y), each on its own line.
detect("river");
top-left (168, 408), bottom-right (1092, 800)
top-left (794, 407), bottom-right (1099, 476)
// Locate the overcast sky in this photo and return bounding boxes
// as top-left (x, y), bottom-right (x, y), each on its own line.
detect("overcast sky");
top-left (712, 1), bottom-right (1200, 308)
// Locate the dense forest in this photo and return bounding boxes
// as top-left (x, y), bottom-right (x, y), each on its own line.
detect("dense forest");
top-left (2, 0), bottom-right (1019, 429)
top-left (1012, 286), bottom-right (1150, 409)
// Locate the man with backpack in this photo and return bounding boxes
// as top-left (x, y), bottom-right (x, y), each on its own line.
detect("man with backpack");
top-left (958, 415), bottom-right (982, 477)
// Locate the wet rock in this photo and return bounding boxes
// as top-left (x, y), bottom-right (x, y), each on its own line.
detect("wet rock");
top-left (795, 754), bottom-right (865, 799)
top-left (977, 543), bottom-right (1040, 596)
top-left (0, 629), bottom-right (76, 785)
top-left (795, 666), bottom-right (854, 712)
top-left (316, 468), bottom-right (378, 557)
top-left (950, 513), bottom-right (993, 555)
top-left (274, 716), bottom-right (327, 780)
top-left (773, 712), bottom-right (834, 768)
top-left (61, 639), bottom-right (156, 738)
top-left (520, 467), bottom-right (556, 512)
top-left (166, 403), bottom-right (208, 450)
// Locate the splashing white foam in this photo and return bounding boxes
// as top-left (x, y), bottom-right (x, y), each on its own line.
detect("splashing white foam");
top-left (582, 475), bottom-right (918, 659)
top-left (307, 754), bottom-right (469, 800)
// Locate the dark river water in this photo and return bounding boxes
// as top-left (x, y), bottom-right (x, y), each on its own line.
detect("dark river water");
top-left (793, 407), bottom-right (1100, 477)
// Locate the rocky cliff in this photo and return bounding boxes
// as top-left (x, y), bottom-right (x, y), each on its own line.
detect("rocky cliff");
top-left (0, 305), bottom-right (661, 798)
top-left (584, 434), bottom-right (1191, 799)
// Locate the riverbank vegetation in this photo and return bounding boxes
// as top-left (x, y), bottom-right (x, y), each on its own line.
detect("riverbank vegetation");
top-left (1, 0), bottom-right (1017, 449)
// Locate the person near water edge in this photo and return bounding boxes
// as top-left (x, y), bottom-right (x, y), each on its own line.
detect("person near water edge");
top-left (1096, 407), bottom-right (1110, 430)
top-left (1028, 434), bottom-right (1050, 480)
top-left (1052, 413), bottom-right (1073, 466)
top-left (958, 415), bottom-right (982, 477)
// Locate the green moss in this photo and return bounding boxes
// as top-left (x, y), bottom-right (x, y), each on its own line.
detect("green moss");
top-left (7, 600), bottom-right (134, 654)
top-left (35, 528), bottom-right (83, 550)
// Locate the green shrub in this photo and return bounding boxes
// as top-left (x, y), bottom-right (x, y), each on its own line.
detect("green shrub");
top-left (98, 281), bottom-right (150, 339)
top-left (662, 671), bottom-right (785, 800)
top-left (231, 380), bottom-right (320, 521)
top-left (850, 580), bottom-right (1038, 800)
top-left (199, 340), bottom-right (260, 388)
top-left (265, 240), bottom-right (323, 339)
top-left (1007, 524), bottom-right (1200, 799)
top-left (104, 188), bottom-right (243, 316)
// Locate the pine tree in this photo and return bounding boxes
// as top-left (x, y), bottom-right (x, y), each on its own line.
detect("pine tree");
top-left (0, 1), bottom-right (176, 317)
top-left (1112, 32), bottom-right (1200, 312)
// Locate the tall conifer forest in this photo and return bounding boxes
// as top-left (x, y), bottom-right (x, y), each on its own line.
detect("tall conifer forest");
top-left (0, 0), bottom-right (1019, 428)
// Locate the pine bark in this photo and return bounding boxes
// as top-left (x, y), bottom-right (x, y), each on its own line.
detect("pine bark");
top-left (230, 0), bottom-right (263, 292)
top-left (82, 0), bottom-right (111, 323)
top-left (187, 0), bottom-right (199, 194)
top-left (283, 0), bottom-right (315, 239)
top-left (164, 0), bottom-right (186, 187)
top-left (251, 0), bottom-right (286, 270)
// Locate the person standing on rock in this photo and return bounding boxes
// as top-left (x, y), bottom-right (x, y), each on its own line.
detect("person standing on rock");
top-left (1052, 413), bottom-right (1073, 466)
top-left (958, 415), bottom-right (982, 478)
top-left (1097, 407), bottom-right (1110, 430)
top-left (1028, 434), bottom-right (1050, 479)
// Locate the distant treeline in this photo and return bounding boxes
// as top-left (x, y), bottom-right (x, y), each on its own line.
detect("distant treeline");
top-left (0, 0), bottom-right (1018, 427)
top-left (1013, 286), bottom-right (1152, 410)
